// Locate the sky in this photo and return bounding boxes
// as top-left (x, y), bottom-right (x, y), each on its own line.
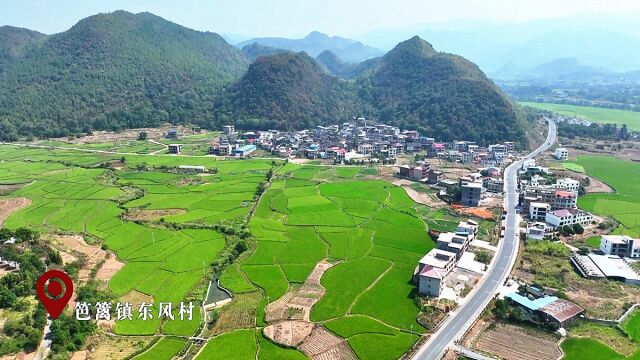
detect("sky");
top-left (2, 0), bottom-right (640, 38)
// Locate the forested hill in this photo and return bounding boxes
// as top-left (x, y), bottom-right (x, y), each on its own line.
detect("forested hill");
top-left (219, 36), bottom-right (525, 145)
top-left (0, 11), bottom-right (249, 139)
top-left (0, 12), bottom-right (527, 145)
top-left (360, 36), bottom-right (525, 145)
top-left (213, 51), bottom-right (362, 130)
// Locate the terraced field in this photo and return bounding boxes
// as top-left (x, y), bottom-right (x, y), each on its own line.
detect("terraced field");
top-left (221, 162), bottom-right (430, 359)
top-left (0, 144), bottom-right (275, 336)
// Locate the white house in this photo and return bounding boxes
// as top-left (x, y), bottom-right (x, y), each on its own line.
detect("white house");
top-left (416, 249), bottom-right (457, 297)
top-left (600, 235), bottom-right (640, 258)
top-left (545, 208), bottom-right (593, 228)
top-left (529, 202), bottom-right (551, 221)
top-left (554, 147), bottom-right (569, 160)
top-left (555, 178), bottom-right (580, 193)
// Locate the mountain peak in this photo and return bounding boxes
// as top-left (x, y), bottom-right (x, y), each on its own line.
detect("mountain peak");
top-left (305, 31), bottom-right (330, 41)
top-left (391, 36), bottom-right (437, 57)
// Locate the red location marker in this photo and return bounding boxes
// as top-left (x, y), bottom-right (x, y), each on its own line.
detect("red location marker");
top-left (36, 270), bottom-right (74, 319)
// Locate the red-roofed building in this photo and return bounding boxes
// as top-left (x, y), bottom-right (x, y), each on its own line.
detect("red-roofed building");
top-left (554, 190), bottom-right (578, 209)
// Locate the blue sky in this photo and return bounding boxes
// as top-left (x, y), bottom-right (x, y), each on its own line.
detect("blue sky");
top-left (2, 0), bottom-right (640, 37)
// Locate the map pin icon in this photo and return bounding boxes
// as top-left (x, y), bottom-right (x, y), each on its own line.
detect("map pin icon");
top-left (36, 270), bottom-right (74, 320)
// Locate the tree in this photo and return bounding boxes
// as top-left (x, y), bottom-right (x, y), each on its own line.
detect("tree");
top-left (120, 156), bottom-right (126, 164)
top-left (561, 225), bottom-right (575, 236)
top-left (572, 223), bottom-right (584, 235)
top-left (138, 131), bottom-right (148, 140)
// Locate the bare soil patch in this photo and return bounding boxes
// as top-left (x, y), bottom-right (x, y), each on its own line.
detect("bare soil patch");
top-left (54, 234), bottom-right (106, 283)
top-left (124, 208), bottom-right (186, 222)
top-left (0, 352), bottom-right (35, 360)
top-left (0, 183), bottom-right (31, 196)
top-left (453, 205), bottom-right (495, 220)
top-left (299, 327), bottom-right (357, 360)
top-left (396, 182), bottom-right (446, 208)
top-left (266, 260), bottom-right (335, 323)
top-left (264, 321), bottom-right (315, 347)
top-left (474, 323), bottom-right (561, 360)
top-left (0, 197), bottom-right (31, 228)
top-left (95, 253), bottom-right (125, 282)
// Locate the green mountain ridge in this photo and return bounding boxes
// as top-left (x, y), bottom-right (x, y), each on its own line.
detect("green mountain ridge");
top-left (0, 11), bottom-right (249, 139)
top-left (0, 11), bottom-right (527, 145)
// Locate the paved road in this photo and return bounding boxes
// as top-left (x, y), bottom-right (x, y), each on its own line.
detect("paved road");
top-left (413, 119), bottom-right (557, 360)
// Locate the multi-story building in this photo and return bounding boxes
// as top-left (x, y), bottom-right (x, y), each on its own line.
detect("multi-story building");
top-left (545, 208), bottom-right (593, 228)
top-left (529, 202), bottom-right (551, 221)
top-left (554, 190), bottom-right (578, 209)
top-left (223, 125), bottom-right (236, 135)
top-left (168, 144), bottom-right (182, 154)
top-left (600, 235), bottom-right (640, 258)
top-left (554, 147), bottom-right (569, 160)
top-left (415, 249), bottom-right (457, 297)
top-left (555, 178), bottom-right (580, 193)
top-left (461, 182), bottom-right (482, 207)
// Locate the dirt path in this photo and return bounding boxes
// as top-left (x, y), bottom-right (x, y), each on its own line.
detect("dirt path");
top-left (263, 260), bottom-right (358, 360)
top-left (0, 197), bottom-right (31, 229)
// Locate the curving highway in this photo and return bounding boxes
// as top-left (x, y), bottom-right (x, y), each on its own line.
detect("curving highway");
top-left (413, 118), bottom-right (557, 360)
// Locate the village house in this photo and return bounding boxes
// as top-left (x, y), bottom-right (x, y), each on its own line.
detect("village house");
top-left (554, 147), bottom-right (569, 160)
top-left (505, 291), bottom-right (583, 329)
top-left (461, 182), bottom-right (482, 207)
top-left (545, 208), bottom-right (593, 228)
top-left (223, 125), bottom-right (236, 135)
top-left (414, 249), bottom-right (457, 297)
top-left (529, 202), bottom-right (551, 221)
top-left (600, 235), bottom-right (640, 258)
top-left (168, 144), bottom-right (182, 154)
top-left (555, 178), bottom-right (580, 193)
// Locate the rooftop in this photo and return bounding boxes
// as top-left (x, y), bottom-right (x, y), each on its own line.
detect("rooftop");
top-left (555, 191), bottom-right (576, 198)
top-left (587, 253), bottom-right (640, 282)
top-left (419, 249), bottom-right (456, 269)
top-left (539, 299), bottom-right (584, 322)
top-left (506, 292), bottom-right (558, 311)
top-left (419, 266), bottom-right (448, 280)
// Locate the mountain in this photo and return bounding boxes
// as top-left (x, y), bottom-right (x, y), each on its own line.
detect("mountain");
top-left (494, 58), bottom-right (610, 81)
top-left (217, 36), bottom-right (524, 145)
top-left (0, 11), bottom-right (249, 140)
top-left (358, 36), bottom-right (524, 144)
top-left (0, 26), bottom-right (46, 72)
top-left (315, 50), bottom-right (378, 78)
top-left (357, 13), bottom-right (640, 73)
top-left (213, 51), bottom-right (360, 130)
top-left (238, 31), bottom-right (384, 63)
top-left (241, 43), bottom-right (289, 61)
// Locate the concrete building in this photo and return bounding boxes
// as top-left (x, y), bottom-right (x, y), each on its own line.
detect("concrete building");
top-left (600, 235), bottom-right (640, 258)
top-left (484, 178), bottom-right (504, 193)
top-left (545, 208), bottom-right (593, 228)
top-left (223, 125), bottom-right (236, 135)
top-left (415, 249), bottom-right (457, 297)
top-left (554, 190), bottom-right (578, 209)
top-left (554, 147), bottom-right (569, 160)
top-left (555, 178), bottom-right (580, 193)
top-left (167, 128), bottom-right (178, 138)
top-left (526, 222), bottom-right (547, 240)
top-left (168, 144), bottom-right (182, 154)
top-left (461, 182), bottom-right (482, 207)
top-left (436, 232), bottom-right (471, 259)
top-left (529, 202), bottom-right (551, 221)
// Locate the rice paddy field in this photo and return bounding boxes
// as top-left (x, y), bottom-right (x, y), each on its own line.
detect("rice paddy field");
top-left (0, 144), bottom-right (276, 336)
top-left (0, 143), bottom-right (444, 359)
top-left (520, 102), bottom-right (640, 131)
top-left (573, 155), bottom-right (640, 237)
top-left (217, 162), bottom-right (432, 359)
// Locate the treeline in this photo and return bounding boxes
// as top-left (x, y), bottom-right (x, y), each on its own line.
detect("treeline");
top-left (558, 122), bottom-right (631, 140)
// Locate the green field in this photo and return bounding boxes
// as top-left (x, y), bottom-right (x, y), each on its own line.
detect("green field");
top-left (574, 155), bottom-right (640, 237)
top-left (133, 337), bottom-right (186, 360)
top-left (520, 102), bottom-right (640, 131)
top-left (1, 143), bottom-right (440, 359)
top-left (562, 162), bottom-right (585, 173)
top-left (0, 144), bottom-right (275, 336)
